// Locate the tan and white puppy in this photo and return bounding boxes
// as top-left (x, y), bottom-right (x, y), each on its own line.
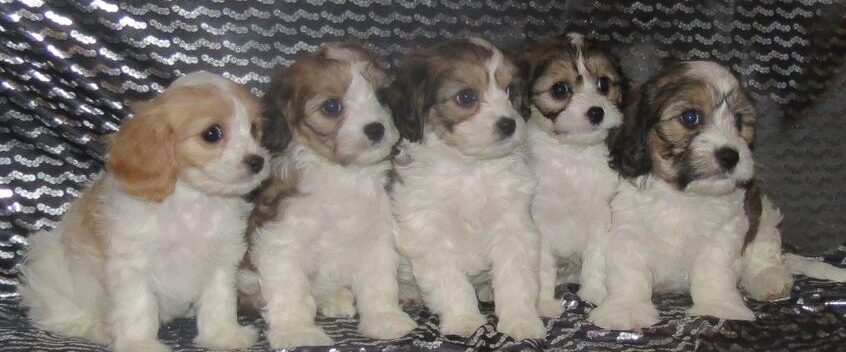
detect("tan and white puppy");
top-left (386, 38), bottom-right (546, 340)
top-left (521, 33), bottom-right (624, 315)
top-left (589, 62), bottom-right (804, 330)
top-left (19, 72), bottom-right (269, 352)
top-left (244, 43), bottom-right (415, 349)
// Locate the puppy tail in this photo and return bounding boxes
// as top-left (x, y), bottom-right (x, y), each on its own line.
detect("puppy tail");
top-left (18, 231), bottom-right (109, 344)
top-left (784, 253), bottom-right (846, 282)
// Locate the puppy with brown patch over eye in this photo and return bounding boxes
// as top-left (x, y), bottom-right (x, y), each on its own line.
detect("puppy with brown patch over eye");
top-left (589, 62), bottom-right (846, 330)
top-left (386, 38), bottom-right (546, 340)
top-left (19, 72), bottom-right (269, 352)
top-left (521, 33), bottom-right (625, 315)
top-left (242, 42), bottom-right (415, 349)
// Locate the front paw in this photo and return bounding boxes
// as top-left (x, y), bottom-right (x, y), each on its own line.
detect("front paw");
top-left (359, 311), bottom-right (417, 339)
top-left (439, 312), bottom-right (486, 337)
top-left (497, 315), bottom-right (546, 340)
top-left (536, 298), bottom-right (564, 318)
top-left (319, 290), bottom-right (357, 318)
top-left (195, 324), bottom-right (258, 349)
top-left (589, 301), bottom-right (659, 330)
top-left (577, 283), bottom-right (608, 305)
top-left (688, 300), bottom-right (755, 321)
top-left (113, 339), bottom-right (170, 352)
top-left (267, 326), bottom-right (333, 349)
top-left (743, 266), bottom-right (793, 302)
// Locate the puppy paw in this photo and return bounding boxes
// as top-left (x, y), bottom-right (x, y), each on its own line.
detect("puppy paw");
top-left (589, 301), bottom-right (659, 330)
top-left (743, 266), bottom-right (793, 302)
top-left (497, 315), bottom-right (546, 340)
top-left (359, 311), bottom-right (417, 339)
top-left (536, 298), bottom-right (564, 318)
top-left (577, 284), bottom-right (608, 305)
top-left (195, 324), bottom-right (258, 350)
top-left (113, 339), bottom-right (170, 352)
top-left (688, 300), bottom-right (755, 321)
top-left (439, 313), bottom-right (486, 337)
top-left (267, 326), bottom-right (333, 349)
top-left (476, 284), bottom-right (495, 303)
top-left (319, 289), bottom-right (357, 318)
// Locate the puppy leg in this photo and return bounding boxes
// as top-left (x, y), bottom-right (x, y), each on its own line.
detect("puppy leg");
top-left (589, 251), bottom-right (658, 330)
top-left (577, 223), bottom-right (610, 305)
top-left (490, 218), bottom-right (546, 340)
top-left (316, 287), bottom-right (356, 318)
top-left (353, 241), bottom-right (416, 339)
top-left (536, 244), bottom-right (564, 318)
top-left (412, 257), bottom-right (486, 337)
top-left (106, 261), bottom-right (169, 352)
top-left (688, 247), bottom-right (754, 321)
top-left (740, 199), bottom-right (793, 301)
top-left (194, 266), bottom-right (257, 349)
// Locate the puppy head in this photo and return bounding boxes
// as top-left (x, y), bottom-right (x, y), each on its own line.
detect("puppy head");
top-left (609, 61), bottom-right (757, 193)
top-left (107, 71), bottom-right (270, 201)
top-left (385, 38), bottom-right (528, 158)
top-left (262, 42), bottom-right (398, 166)
top-left (521, 33), bottom-right (624, 145)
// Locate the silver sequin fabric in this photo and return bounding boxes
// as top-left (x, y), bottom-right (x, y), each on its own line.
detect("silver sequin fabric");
top-left (0, 0), bottom-right (845, 351)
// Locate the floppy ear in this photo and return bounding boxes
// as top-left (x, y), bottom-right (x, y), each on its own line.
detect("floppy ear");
top-left (509, 53), bottom-right (532, 120)
top-left (608, 79), bottom-right (660, 178)
top-left (384, 59), bottom-right (430, 143)
top-left (260, 68), bottom-right (294, 155)
top-left (107, 101), bottom-right (177, 202)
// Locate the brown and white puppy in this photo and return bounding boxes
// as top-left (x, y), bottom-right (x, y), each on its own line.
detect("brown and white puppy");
top-left (589, 61), bottom-right (805, 330)
top-left (19, 72), bottom-right (268, 352)
top-left (387, 38), bottom-right (546, 340)
top-left (242, 42), bottom-right (415, 349)
top-left (521, 33), bottom-right (625, 315)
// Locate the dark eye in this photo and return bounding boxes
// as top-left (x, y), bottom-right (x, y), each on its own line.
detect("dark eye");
top-left (505, 84), bottom-right (514, 98)
top-left (734, 113), bottom-right (743, 131)
top-left (456, 88), bottom-right (478, 107)
top-left (597, 76), bottom-right (610, 95)
top-left (202, 124), bottom-right (223, 143)
top-left (550, 81), bottom-right (571, 99)
top-left (321, 98), bottom-right (342, 117)
top-left (680, 109), bottom-right (702, 127)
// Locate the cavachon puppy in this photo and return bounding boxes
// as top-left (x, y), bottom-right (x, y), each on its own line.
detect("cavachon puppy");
top-left (521, 33), bottom-right (624, 315)
top-left (241, 42), bottom-right (416, 349)
top-left (19, 72), bottom-right (269, 352)
top-left (590, 61), bottom-right (846, 330)
top-left (385, 38), bottom-right (546, 340)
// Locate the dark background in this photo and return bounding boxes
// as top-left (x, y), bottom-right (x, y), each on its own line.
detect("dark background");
top-left (1, 0), bottom-right (844, 299)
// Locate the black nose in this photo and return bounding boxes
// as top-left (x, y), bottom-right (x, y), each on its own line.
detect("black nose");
top-left (363, 122), bottom-right (385, 142)
top-left (496, 117), bottom-right (516, 137)
top-left (587, 107), bottom-right (604, 125)
top-left (244, 154), bottom-right (265, 174)
top-left (715, 147), bottom-right (739, 170)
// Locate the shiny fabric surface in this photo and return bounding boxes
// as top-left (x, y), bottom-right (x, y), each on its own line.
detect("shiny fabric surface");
top-left (0, 0), bottom-right (845, 350)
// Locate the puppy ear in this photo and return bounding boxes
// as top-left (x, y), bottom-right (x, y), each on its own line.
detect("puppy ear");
top-left (384, 59), bottom-right (429, 142)
top-left (608, 80), bottom-right (659, 178)
top-left (508, 53), bottom-right (532, 120)
top-left (260, 68), bottom-right (294, 154)
top-left (107, 100), bottom-right (177, 202)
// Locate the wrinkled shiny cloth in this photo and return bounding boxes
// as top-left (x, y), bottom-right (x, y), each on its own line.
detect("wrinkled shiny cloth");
top-left (1, 1), bottom-right (845, 351)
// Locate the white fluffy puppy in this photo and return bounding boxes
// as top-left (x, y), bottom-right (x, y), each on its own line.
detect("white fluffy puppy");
top-left (243, 43), bottom-right (416, 349)
top-left (589, 61), bottom-right (846, 330)
top-left (386, 38), bottom-right (546, 340)
top-left (19, 72), bottom-right (269, 352)
top-left (521, 33), bottom-right (625, 315)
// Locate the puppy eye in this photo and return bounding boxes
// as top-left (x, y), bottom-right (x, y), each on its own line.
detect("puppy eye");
top-left (250, 122), bottom-right (258, 138)
top-left (455, 88), bottom-right (478, 107)
top-left (597, 76), bottom-right (610, 95)
top-left (734, 113), bottom-right (743, 131)
top-left (550, 81), bottom-right (571, 100)
top-left (680, 110), bottom-right (702, 127)
top-left (321, 98), bottom-right (343, 117)
top-left (202, 124), bottom-right (224, 143)
top-left (505, 84), bottom-right (514, 98)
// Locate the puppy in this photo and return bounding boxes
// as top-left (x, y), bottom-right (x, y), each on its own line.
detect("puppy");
top-left (521, 33), bottom-right (624, 315)
top-left (589, 61), bottom-right (827, 330)
top-left (386, 38), bottom-right (546, 340)
top-left (19, 72), bottom-right (268, 352)
top-left (244, 42), bottom-right (416, 349)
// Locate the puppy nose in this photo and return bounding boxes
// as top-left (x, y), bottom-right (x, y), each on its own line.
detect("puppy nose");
top-left (496, 117), bottom-right (517, 137)
top-left (587, 107), bottom-right (604, 125)
top-left (244, 154), bottom-right (265, 174)
top-left (715, 147), bottom-right (739, 170)
top-left (363, 122), bottom-right (385, 142)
